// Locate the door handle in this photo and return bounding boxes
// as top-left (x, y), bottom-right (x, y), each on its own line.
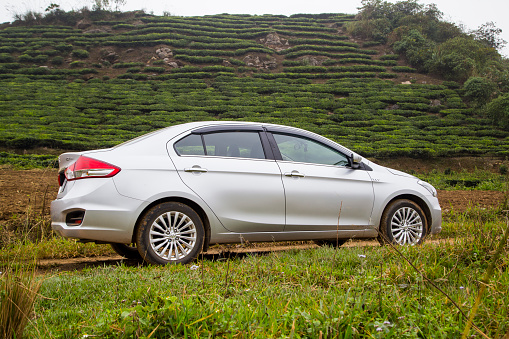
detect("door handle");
top-left (284, 170), bottom-right (305, 177)
top-left (184, 166), bottom-right (208, 173)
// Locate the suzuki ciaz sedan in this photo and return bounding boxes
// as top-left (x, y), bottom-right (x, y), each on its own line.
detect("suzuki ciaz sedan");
top-left (51, 121), bottom-right (441, 265)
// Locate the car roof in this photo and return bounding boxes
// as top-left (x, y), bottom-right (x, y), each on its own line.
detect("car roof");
top-left (116, 121), bottom-right (357, 158)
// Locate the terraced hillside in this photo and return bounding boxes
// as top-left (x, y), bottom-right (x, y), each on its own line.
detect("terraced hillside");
top-left (0, 12), bottom-right (508, 165)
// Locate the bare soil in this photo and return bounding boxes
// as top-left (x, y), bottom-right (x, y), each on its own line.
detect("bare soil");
top-left (0, 164), bottom-right (505, 273)
top-left (1, 158), bottom-right (505, 221)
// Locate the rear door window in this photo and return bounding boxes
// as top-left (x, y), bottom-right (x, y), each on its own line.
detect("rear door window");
top-left (174, 131), bottom-right (266, 159)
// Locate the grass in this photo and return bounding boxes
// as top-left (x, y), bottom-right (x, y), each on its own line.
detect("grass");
top-left (0, 238), bottom-right (114, 265)
top-left (0, 262), bottom-right (42, 338)
top-left (416, 168), bottom-right (508, 191)
top-left (9, 212), bottom-right (506, 338)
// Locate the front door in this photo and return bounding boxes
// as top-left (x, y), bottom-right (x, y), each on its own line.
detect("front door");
top-left (271, 133), bottom-right (374, 231)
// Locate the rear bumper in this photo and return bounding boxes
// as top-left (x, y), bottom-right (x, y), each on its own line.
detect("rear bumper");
top-left (51, 179), bottom-right (144, 244)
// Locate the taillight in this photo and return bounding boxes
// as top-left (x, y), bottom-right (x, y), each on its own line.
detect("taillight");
top-left (64, 156), bottom-right (121, 181)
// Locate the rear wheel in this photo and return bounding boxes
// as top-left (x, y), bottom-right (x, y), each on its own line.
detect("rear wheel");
top-left (379, 199), bottom-right (427, 246)
top-left (136, 202), bottom-right (204, 265)
top-left (110, 243), bottom-right (142, 260)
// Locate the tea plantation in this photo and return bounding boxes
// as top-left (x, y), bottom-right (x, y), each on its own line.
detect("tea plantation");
top-left (1, 12), bottom-right (508, 161)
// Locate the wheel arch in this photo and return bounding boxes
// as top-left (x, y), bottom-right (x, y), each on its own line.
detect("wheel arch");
top-left (380, 194), bottom-right (432, 232)
top-left (131, 197), bottom-right (211, 252)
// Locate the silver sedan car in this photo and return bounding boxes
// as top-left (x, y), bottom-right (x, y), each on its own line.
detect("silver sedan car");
top-left (51, 121), bottom-right (441, 265)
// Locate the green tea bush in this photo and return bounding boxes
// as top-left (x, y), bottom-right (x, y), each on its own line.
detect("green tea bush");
top-left (54, 43), bottom-right (73, 52)
top-left (72, 49), bottom-right (89, 59)
top-left (0, 54), bottom-right (15, 63)
top-left (70, 61), bottom-right (85, 68)
top-left (144, 66), bottom-right (166, 73)
top-left (113, 62), bottom-right (145, 68)
top-left (33, 55), bottom-right (49, 63)
top-left (18, 54), bottom-right (34, 63)
top-left (126, 67), bottom-right (142, 73)
top-left (392, 66), bottom-right (417, 73)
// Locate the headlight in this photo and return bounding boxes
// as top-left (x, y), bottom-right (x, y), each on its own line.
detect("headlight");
top-left (418, 180), bottom-right (437, 197)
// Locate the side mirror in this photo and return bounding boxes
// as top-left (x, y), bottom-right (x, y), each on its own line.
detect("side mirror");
top-left (350, 153), bottom-right (362, 169)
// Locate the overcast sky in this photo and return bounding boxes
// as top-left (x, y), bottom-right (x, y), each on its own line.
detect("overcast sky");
top-left (2, 0), bottom-right (508, 56)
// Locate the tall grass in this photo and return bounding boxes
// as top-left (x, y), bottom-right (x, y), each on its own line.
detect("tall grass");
top-left (0, 263), bottom-right (41, 338)
top-left (22, 214), bottom-right (509, 338)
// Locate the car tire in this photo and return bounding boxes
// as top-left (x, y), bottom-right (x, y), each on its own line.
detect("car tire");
top-left (379, 199), bottom-right (427, 246)
top-left (136, 202), bottom-right (204, 265)
top-left (314, 239), bottom-right (347, 247)
top-left (110, 243), bottom-right (142, 260)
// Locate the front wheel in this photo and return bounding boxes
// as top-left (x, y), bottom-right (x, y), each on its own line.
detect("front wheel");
top-left (136, 202), bottom-right (204, 265)
top-left (379, 199), bottom-right (427, 246)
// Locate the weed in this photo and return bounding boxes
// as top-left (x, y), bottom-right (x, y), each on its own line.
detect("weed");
top-left (0, 263), bottom-right (42, 338)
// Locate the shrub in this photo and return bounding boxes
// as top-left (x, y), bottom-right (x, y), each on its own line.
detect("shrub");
top-left (70, 61), bottom-right (85, 68)
top-left (500, 164), bottom-right (508, 175)
top-left (144, 67), bottom-right (166, 73)
top-left (0, 54), bottom-right (15, 63)
top-left (72, 49), bottom-right (89, 59)
top-left (485, 92), bottom-right (509, 129)
top-left (18, 54), bottom-right (34, 63)
top-left (51, 56), bottom-right (64, 65)
top-left (442, 81), bottom-right (460, 89)
top-left (33, 55), bottom-right (49, 64)
top-left (55, 43), bottom-right (73, 52)
top-left (378, 72), bottom-right (398, 78)
top-left (113, 62), bottom-right (144, 68)
top-left (127, 67), bottom-right (142, 73)
top-left (379, 54), bottom-right (399, 60)
top-left (392, 66), bottom-right (417, 73)
top-left (462, 76), bottom-right (495, 106)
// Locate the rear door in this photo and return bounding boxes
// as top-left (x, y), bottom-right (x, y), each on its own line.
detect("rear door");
top-left (169, 127), bottom-right (285, 233)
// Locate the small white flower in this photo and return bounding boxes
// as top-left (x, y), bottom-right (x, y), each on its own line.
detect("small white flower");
top-left (460, 286), bottom-right (465, 290)
top-left (384, 321), bottom-right (391, 325)
top-left (358, 254), bottom-right (366, 258)
top-left (190, 265), bottom-right (199, 270)
top-left (398, 316), bottom-right (405, 320)
top-left (376, 327), bottom-right (383, 332)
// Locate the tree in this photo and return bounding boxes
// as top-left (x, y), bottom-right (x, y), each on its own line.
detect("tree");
top-left (472, 22), bottom-right (507, 51)
top-left (92, 0), bottom-right (126, 11)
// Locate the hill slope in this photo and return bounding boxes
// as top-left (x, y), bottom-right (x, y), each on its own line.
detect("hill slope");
top-left (0, 12), bottom-right (508, 163)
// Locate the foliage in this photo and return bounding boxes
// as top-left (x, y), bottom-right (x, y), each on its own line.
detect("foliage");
top-left (71, 49), bottom-right (90, 59)
top-left (0, 265), bottom-right (41, 339)
top-left (485, 93), bottom-right (509, 129)
top-left (462, 77), bottom-right (495, 107)
top-left (22, 218), bottom-right (509, 337)
top-left (471, 21), bottom-right (507, 51)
